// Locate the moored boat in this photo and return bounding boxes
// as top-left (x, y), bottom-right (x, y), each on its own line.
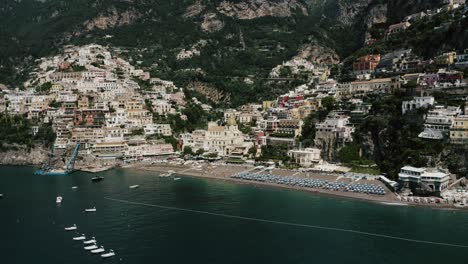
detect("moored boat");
top-left (85, 207), bottom-right (96, 212)
top-left (91, 246), bottom-right (105, 254)
top-left (91, 176), bottom-right (104, 182)
top-left (129, 185), bottom-right (140, 189)
top-left (101, 250), bottom-right (115, 258)
top-left (84, 244), bottom-right (98, 250)
top-left (64, 224), bottom-right (77, 231)
top-left (83, 237), bottom-right (96, 244)
top-left (73, 234), bottom-right (86, 241)
top-left (174, 177), bottom-right (181, 181)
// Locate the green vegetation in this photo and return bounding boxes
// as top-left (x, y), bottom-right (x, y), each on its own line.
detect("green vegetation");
top-left (182, 146), bottom-right (194, 156)
top-left (258, 144), bottom-right (290, 162)
top-left (0, 113), bottom-right (56, 151)
top-left (36, 82), bottom-right (52, 94)
top-left (131, 128), bottom-right (145, 136)
top-left (352, 94), bottom-right (444, 179)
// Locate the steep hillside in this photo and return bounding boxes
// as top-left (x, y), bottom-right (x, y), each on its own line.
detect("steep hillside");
top-left (0, 0), bottom-right (450, 105)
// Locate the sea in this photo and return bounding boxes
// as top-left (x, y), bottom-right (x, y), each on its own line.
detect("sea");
top-left (1, 165), bottom-right (467, 264)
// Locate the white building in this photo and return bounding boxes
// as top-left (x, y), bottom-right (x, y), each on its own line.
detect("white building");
top-left (288, 148), bottom-right (322, 167)
top-left (181, 117), bottom-right (253, 156)
top-left (418, 106), bottom-right (461, 139)
top-left (144, 124), bottom-right (172, 137)
top-left (402, 96), bottom-right (435, 114)
top-left (398, 166), bottom-right (451, 193)
top-left (315, 112), bottom-right (355, 146)
top-left (125, 143), bottom-right (174, 157)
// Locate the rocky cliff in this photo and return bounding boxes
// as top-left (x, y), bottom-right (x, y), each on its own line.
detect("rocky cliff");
top-left (0, 147), bottom-right (48, 166)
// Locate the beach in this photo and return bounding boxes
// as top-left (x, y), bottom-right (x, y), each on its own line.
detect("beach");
top-left (135, 162), bottom-right (459, 210)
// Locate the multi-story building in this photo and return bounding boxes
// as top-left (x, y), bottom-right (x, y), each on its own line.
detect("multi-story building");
top-left (181, 117), bottom-right (253, 156)
top-left (402, 96), bottom-right (435, 114)
top-left (386, 22), bottom-right (411, 36)
top-left (315, 112), bottom-right (354, 147)
top-left (144, 124), bottom-right (172, 137)
top-left (352, 54), bottom-right (381, 75)
top-left (455, 49), bottom-right (468, 67)
top-left (125, 143), bottom-right (174, 158)
top-left (287, 148), bottom-right (322, 167)
top-left (450, 115), bottom-right (468, 144)
top-left (418, 106), bottom-right (460, 139)
top-left (398, 166), bottom-right (451, 194)
top-left (434, 52), bottom-right (457, 66)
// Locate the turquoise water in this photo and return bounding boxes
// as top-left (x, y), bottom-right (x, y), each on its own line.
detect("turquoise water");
top-left (1, 166), bottom-right (467, 264)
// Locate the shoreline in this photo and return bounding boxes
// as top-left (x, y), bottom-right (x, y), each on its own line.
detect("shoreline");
top-left (134, 163), bottom-right (463, 211)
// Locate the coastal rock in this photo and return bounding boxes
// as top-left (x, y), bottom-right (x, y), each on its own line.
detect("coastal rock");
top-left (0, 146), bottom-right (47, 166)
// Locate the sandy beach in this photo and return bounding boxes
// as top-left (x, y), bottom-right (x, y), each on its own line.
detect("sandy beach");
top-left (134, 162), bottom-right (460, 210)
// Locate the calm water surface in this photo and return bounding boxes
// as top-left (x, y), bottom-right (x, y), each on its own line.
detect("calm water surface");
top-left (1, 166), bottom-right (467, 264)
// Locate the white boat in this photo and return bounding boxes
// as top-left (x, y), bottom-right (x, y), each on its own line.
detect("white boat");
top-left (129, 185), bottom-right (140, 189)
top-left (91, 246), bottom-right (105, 254)
top-left (85, 207), bottom-right (96, 212)
top-left (64, 224), bottom-right (77, 231)
top-left (174, 177), bottom-right (181, 181)
top-left (56, 196), bottom-right (63, 204)
top-left (73, 234), bottom-right (86, 241)
top-left (0, 194), bottom-right (3, 198)
top-left (84, 244), bottom-right (98, 250)
top-left (101, 250), bottom-right (115, 258)
top-left (72, 186), bottom-right (78, 189)
top-left (83, 237), bottom-right (96, 244)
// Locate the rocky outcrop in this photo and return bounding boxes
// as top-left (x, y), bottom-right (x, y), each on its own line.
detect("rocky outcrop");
top-left (365, 3), bottom-right (387, 27)
top-left (82, 8), bottom-right (140, 33)
top-left (217, 0), bottom-right (308, 20)
top-left (183, 2), bottom-right (206, 18)
top-left (187, 81), bottom-right (231, 104)
top-left (0, 146), bottom-right (48, 165)
top-left (201, 12), bottom-right (225, 33)
top-left (294, 42), bottom-right (340, 65)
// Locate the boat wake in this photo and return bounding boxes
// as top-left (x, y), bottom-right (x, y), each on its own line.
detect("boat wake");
top-left (104, 196), bottom-right (468, 249)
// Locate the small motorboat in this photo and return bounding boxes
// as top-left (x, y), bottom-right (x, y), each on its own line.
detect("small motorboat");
top-left (73, 234), bottom-right (86, 241)
top-left (101, 250), bottom-right (115, 258)
top-left (64, 224), bottom-right (77, 231)
top-left (72, 186), bottom-right (78, 189)
top-left (91, 176), bottom-right (104, 182)
top-left (85, 207), bottom-right (96, 212)
top-left (129, 185), bottom-right (140, 189)
top-left (0, 194), bottom-right (3, 198)
top-left (91, 246), bottom-right (105, 254)
top-left (84, 244), bottom-right (98, 250)
top-left (56, 196), bottom-right (63, 204)
top-left (174, 177), bottom-right (181, 181)
top-left (83, 237), bottom-right (96, 244)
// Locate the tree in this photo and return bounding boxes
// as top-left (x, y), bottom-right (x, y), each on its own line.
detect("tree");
top-left (195, 148), bottom-right (205, 156)
top-left (248, 146), bottom-right (257, 157)
top-left (183, 146), bottom-right (194, 156)
top-left (299, 113), bottom-right (316, 147)
top-left (322, 96), bottom-right (336, 112)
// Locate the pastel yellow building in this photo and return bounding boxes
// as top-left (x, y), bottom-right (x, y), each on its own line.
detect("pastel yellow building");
top-left (262, 100), bottom-right (275, 110)
top-left (450, 115), bottom-right (468, 144)
top-left (434, 52), bottom-right (457, 66)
